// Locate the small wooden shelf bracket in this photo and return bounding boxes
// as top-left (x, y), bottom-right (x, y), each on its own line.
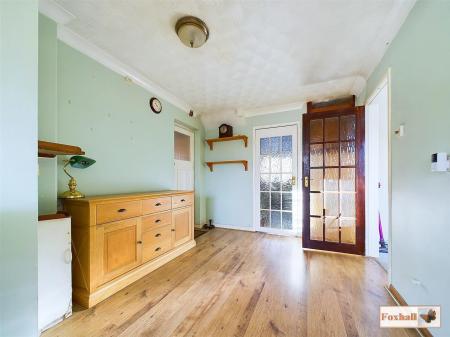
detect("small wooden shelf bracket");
top-left (205, 135), bottom-right (248, 150)
top-left (206, 160), bottom-right (248, 172)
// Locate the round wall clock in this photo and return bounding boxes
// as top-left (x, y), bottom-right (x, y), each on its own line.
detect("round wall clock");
top-left (149, 97), bottom-right (162, 114)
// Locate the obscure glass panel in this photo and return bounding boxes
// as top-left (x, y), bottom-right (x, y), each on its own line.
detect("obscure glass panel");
top-left (324, 168), bottom-right (339, 192)
top-left (340, 219), bottom-right (356, 244)
top-left (271, 192), bottom-right (281, 210)
top-left (174, 131), bottom-right (190, 161)
top-left (270, 137), bottom-right (281, 154)
top-left (260, 210), bottom-right (270, 227)
top-left (340, 193), bottom-right (356, 218)
top-left (271, 174), bottom-right (281, 191)
top-left (310, 144), bottom-right (323, 167)
top-left (325, 143), bottom-right (339, 166)
top-left (282, 136), bottom-right (292, 153)
top-left (340, 168), bottom-right (355, 192)
top-left (310, 119), bottom-right (323, 143)
top-left (260, 156), bottom-right (270, 173)
top-left (340, 141), bottom-right (355, 166)
top-left (260, 192), bottom-right (270, 209)
top-left (260, 137), bottom-right (270, 155)
top-left (310, 193), bottom-right (323, 216)
top-left (260, 174), bottom-right (270, 191)
top-left (281, 155), bottom-right (292, 173)
top-left (271, 156), bottom-right (281, 172)
top-left (325, 217), bottom-right (339, 243)
top-left (310, 217), bottom-right (323, 241)
top-left (325, 117), bottom-right (339, 142)
top-left (324, 193), bottom-right (338, 216)
top-left (271, 211), bottom-right (281, 228)
top-left (310, 169), bottom-right (323, 192)
top-left (281, 174), bottom-right (293, 191)
top-left (340, 115), bottom-right (356, 141)
top-left (282, 193), bottom-right (292, 211)
top-left (282, 212), bottom-right (293, 229)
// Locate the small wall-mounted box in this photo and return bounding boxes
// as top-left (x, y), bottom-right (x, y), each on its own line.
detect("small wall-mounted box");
top-left (431, 152), bottom-right (449, 172)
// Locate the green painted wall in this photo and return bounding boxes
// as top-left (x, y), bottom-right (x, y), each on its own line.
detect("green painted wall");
top-left (204, 110), bottom-right (303, 228)
top-left (0, 1), bottom-right (39, 336)
top-left (363, 1), bottom-right (450, 335)
top-left (55, 41), bottom-right (206, 224)
top-left (38, 14), bottom-right (58, 215)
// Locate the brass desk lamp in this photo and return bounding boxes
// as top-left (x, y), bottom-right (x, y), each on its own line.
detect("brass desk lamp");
top-left (60, 155), bottom-right (96, 199)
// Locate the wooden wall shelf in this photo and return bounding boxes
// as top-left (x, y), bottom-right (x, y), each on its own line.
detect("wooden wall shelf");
top-left (38, 140), bottom-right (85, 158)
top-left (205, 135), bottom-right (248, 150)
top-left (206, 160), bottom-right (248, 172)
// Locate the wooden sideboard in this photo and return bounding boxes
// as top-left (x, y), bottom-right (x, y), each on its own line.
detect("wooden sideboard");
top-left (62, 190), bottom-right (195, 308)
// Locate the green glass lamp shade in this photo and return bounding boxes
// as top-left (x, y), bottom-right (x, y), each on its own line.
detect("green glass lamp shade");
top-left (69, 155), bottom-right (96, 169)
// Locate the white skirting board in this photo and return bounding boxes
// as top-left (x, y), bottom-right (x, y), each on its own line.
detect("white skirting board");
top-left (213, 223), bottom-right (255, 232)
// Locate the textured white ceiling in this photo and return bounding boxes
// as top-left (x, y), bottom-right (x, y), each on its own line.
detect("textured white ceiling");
top-left (54, 0), bottom-right (414, 124)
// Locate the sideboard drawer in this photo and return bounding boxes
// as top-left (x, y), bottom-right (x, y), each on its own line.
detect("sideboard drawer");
top-left (96, 201), bottom-right (142, 224)
top-left (142, 197), bottom-right (172, 214)
top-left (142, 211), bottom-right (171, 232)
top-left (142, 224), bottom-right (173, 262)
top-left (172, 194), bottom-right (193, 209)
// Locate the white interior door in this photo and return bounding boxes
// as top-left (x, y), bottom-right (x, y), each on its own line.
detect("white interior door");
top-left (254, 124), bottom-right (299, 235)
top-left (366, 81), bottom-right (389, 257)
top-left (174, 126), bottom-right (194, 191)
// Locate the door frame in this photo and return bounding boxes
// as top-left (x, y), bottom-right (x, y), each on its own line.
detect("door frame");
top-left (365, 69), bottom-right (392, 281)
top-left (174, 123), bottom-right (195, 191)
top-left (302, 108), bottom-right (366, 255)
top-left (252, 122), bottom-right (301, 236)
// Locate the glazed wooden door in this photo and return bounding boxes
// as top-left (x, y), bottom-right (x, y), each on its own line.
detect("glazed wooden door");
top-left (302, 107), bottom-right (365, 255)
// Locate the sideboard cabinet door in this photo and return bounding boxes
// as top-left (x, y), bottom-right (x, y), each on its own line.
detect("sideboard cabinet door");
top-left (95, 218), bottom-right (142, 285)
top-left (172, 207), bottom-right (192, 247)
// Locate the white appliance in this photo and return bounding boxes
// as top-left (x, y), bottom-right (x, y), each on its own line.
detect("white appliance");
top-left (38, 216), bottom-right (72, 333)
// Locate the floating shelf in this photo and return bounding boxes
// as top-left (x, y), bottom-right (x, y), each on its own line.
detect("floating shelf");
top-left (38, 140), bottom-right (85, 158)
top-left (205, 135), bottom-right (248, 150)
top-left (206, 160), bottom-right (248, 172)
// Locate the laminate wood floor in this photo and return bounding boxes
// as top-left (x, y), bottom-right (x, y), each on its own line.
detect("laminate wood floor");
top-left (44, 229), bottom-right (419, 337)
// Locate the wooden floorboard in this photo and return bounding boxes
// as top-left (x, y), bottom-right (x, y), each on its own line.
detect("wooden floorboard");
top-left (43, 229), bottom-right (420, 337)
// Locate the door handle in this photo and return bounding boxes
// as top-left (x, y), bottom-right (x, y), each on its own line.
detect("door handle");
top-left (155, 202), bottom-right (162, 206)
top-left (137, 240), bottom-right (142, 244)
top-left (155, 233), bottom-right (161, 237)
top-left (304, 176), bottom-right (309, 188)
top-left (291, 176), bottom-right (296, 186)
top-left (155, 247), bottom-right (161, 252)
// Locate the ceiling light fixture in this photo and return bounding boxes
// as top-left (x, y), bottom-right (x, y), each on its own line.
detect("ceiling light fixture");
top-left (175, 16), bottom-right (209, 48)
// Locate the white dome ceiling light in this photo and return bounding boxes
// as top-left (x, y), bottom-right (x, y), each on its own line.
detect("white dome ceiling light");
top-left (175, 16), bottom-right (209, 48)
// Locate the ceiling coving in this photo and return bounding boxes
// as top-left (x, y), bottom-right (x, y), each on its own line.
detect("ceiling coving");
top-left (175, 16), bottom-right (209, 48)
top-left (45, 0), bottom-right (416, 125)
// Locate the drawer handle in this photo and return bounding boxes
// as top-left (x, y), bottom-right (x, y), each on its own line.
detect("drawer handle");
top-left (180, 199), bottom-right (186, 202)
top-left (155, 233), bottom-right (161, 237)
top-left (137, 240), bottom-right (142, 244)
top-left (171, 229), bottom-right (175, 232)
top-left (155, 219), bottom-right (161, 223)
top-left (155, 202), bottom-right (162, 206)
top-left (155, 247), bottom-right (161, 252)
top-left (117, 208), bottom-right (127, 213)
